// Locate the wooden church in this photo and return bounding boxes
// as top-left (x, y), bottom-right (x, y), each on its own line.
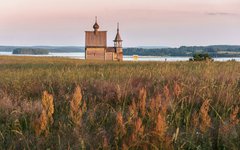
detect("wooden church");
top-left (85, 18), bottom-right (123, 61)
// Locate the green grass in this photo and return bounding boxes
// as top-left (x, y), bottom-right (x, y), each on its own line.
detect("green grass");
top-left (0, 56), bottom-right (239, 149)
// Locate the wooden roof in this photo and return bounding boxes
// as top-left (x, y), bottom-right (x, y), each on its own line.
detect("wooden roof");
top-left (106, 47), bottom-right (116, 52)
top-left (85, 31), bottom-right (107, 48)
top-left (114, 23), bottom-right (122, 42)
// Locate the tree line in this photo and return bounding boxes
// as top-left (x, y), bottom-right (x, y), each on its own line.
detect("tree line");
top-left (123, 45), bottom-right (240, 57)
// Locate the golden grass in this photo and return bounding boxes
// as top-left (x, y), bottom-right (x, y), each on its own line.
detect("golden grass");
top-left (69, 85), bottom-right (84, 126)
top-left (199, 99), bottom-right (211, 133)
top-left (0, 56), bottom-right (239, 149)
top-left (34, 91), bottom-right (54, 136)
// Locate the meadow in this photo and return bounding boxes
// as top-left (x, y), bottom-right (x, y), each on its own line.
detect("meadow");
top-left (0, 56), bottom-right (239, 150)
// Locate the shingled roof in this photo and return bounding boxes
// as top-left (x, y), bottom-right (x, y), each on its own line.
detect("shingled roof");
top-left (114, 23), bottom-right (122, 42)
top-left (106, 47), bottom-right (116, 52)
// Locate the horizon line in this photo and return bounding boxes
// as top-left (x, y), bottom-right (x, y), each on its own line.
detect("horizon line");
top-left (1, 44), bottom-right (240, 48)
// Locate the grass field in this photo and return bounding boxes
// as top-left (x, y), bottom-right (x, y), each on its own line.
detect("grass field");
top-left (0, 56), bottom-right (239, 149)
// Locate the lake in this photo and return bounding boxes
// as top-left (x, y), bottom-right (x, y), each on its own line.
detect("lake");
top-left (0, 52), bottom-right (240, 62)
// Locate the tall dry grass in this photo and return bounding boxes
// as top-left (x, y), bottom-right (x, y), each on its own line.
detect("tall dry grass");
top-left (0, 56), bottom-right (239, 149)
top-left (34, 91), bottom-right (54, 136)
top-left (69, 85), bottom-right (87, 126)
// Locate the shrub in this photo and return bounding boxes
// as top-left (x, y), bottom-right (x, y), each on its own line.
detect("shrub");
top-left (190, 53), bottom-right (213, 61)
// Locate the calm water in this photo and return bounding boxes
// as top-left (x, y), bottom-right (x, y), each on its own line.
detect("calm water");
top-left (0, 52), bottom-right (240, 62)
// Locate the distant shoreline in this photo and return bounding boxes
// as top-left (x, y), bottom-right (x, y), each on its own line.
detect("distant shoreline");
top-left (1, 52), bottom-right (240, 62)
top-left (1, 45), bottom-right (240, 57)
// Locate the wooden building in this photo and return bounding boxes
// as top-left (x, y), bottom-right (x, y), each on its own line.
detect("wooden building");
top-left (85, 18), bottom-right (123, 61)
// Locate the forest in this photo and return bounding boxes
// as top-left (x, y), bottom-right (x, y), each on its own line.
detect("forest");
top-left (124, 45), bottom-right (240, 57)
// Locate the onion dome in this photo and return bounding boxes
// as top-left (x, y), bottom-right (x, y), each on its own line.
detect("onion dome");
top-left (93, 22), bottom-right (99, 30)
top-left (93, 16), bottom-right (99, 31)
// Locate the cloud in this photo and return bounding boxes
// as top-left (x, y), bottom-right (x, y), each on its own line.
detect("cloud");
top-left (206, 12), bottom-right (238, 16)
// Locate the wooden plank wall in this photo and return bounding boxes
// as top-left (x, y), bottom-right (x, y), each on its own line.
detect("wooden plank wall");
top-left (105, 52), bottom-right (113, 60)
top-left (86, 48), bottom-right (105, 60)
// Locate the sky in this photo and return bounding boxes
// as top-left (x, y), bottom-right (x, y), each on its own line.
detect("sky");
top-left (0, 0), bottom-right (240, 47)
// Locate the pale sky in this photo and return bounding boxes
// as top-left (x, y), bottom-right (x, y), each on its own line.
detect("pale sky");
top-left (0, 0), bottom-right (240, 47)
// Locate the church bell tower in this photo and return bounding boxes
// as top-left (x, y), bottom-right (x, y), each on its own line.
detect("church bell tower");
top-left (114, 23), bottom-right (123, 60)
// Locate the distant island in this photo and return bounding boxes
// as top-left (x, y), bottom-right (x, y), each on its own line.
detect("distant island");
top-left (12, 48), bottom-right (49, 55)
top-left (0, 46), bottom-right (85, 53)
